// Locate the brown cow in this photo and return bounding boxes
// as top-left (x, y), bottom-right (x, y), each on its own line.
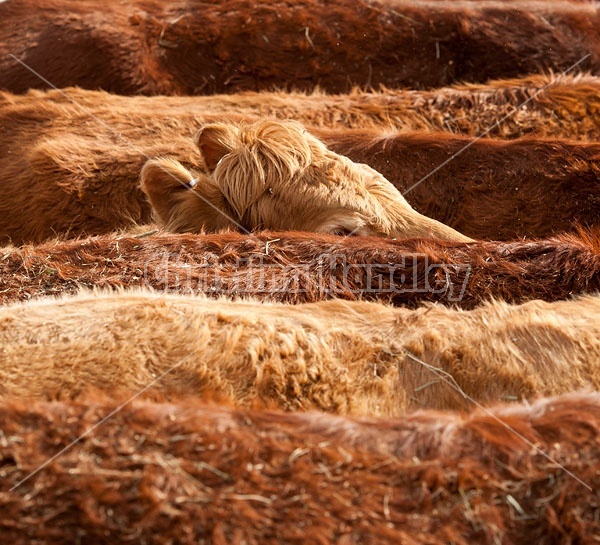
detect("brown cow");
top-left (2, 230), bottom-right (599, 310)
top-left (5, 73), bottom-right (600, 138)
top-left (324, 129), bottom-right (600, 240)
top-left (1, 0), bottom-right (598, 94)
top-left (141, 119), bottom-right (472, 242)
top-left (1, 289), bottom-right (600, 413)
top-left (142, 119), bottom-right (600, 241)
top-left (1, 394), bottom-right (599, 543)
top-left (2, 89), bottom-right (599, 243)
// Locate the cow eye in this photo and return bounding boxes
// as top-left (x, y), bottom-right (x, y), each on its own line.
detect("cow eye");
top-left (178, 178), bottom-right (198, 190)
top-left (333, 227), bottom-right (354, 236)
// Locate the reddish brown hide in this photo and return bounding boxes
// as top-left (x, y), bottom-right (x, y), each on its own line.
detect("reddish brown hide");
top-left (2, 230), bottom-right (599, 309)
top-left (321, 130), bottom-right (600, 240)
top-left (0, 394), bottom-right (598, 544)
top-left (1, 0), bottom-right (598, 95)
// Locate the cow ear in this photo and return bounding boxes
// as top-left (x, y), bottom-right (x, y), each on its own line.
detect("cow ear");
top-left (194, 124), bottom-right (237, 173)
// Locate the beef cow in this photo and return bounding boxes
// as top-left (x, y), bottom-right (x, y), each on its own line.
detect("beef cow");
top-left (324, 129), bottom-right (600, 240)
top-left (1, 394), bottom-right (599, 543)
top-left (141, 119), bottom-right (472, 242)
top-left (1, 289), bottom-right (600, 412)
top-left (5, 73), bottom-right (600, 138)
top-left (2, 230), bottom-right (598, 310)
top-left (1, 0), bottom-right (598, 94)
top-left (2, 89), bottom-right (599, 243)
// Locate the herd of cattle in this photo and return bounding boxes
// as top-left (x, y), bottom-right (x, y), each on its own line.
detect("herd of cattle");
top-left (1, 0), bottom-right (600, 542)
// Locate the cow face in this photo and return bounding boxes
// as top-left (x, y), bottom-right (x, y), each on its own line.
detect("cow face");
top-left (141, 119), bottom-right (471, 242)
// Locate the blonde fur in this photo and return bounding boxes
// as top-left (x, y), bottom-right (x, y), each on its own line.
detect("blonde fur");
top-left (141, 119), bottom-right (472, 242)
top-left (2, 290), bottom-right (600, 414)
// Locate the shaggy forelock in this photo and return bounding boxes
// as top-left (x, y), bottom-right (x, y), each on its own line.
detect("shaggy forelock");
top-left (212, 120), bottom-right (328, 219)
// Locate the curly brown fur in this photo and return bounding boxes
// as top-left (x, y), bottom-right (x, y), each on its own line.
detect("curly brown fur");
top-left (0, 394), bottom-right (599, 544)
top-left (5, 73), bottom-right (600, 137)
top-left (1, 229), bottom-right (599, 309)
top-left (404, 72), bottom-right (600, 139)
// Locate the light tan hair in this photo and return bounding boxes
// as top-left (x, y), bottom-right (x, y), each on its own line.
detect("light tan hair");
top-left (141, 119), bottom-right (472, 242)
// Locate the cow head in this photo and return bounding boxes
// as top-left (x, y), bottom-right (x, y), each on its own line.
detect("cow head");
top-left (140, 119), bottom-right (472, 242)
